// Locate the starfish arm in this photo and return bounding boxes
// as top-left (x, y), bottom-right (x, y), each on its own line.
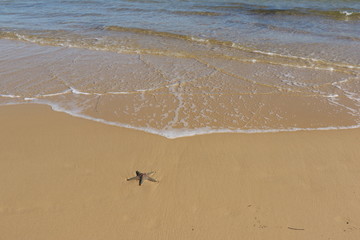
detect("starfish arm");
top-left (139, 176), bottom-right (144, 186)
top-left (127, 176), bottom-right (140, 181)
top-left (147, 177), bottom-right (158, 182)
top-left (146, 171), bottom-right (155, 175)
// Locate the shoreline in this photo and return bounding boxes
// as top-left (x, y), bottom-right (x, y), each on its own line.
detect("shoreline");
top-left (1, 104), bottom-right (360, 239)
top-left (2, 102), bottom-right (360, 139)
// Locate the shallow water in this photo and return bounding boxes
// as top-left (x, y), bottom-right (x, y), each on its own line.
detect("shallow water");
top-left (0, 0), bottom-right (359, 138)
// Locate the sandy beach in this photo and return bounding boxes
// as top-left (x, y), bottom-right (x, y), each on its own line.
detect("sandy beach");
top-left (0, 103), bottom-right (360, 239)
top-left (2, 0), bottom-right (360, 238)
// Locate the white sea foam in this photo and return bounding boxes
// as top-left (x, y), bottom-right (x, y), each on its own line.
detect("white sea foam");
top-left (326, 94), bottom-right (339, 98)
top-left (107, 91), bottom-right (133, 95)
top-left (190, 36), bottom-right (209, 43)
top-left (0, 94), bottom-right (21, 98)
top-left (37, 89), bottom-right (72, 97)
top-left (24, 97), bottom-right (37, 101)
top-left (340, 11), bottom-right (353, 16)
top-left (69, 87), bottom-right (107, 96)
top-left (70, 87), bottom-right (93, 95)
top-left (69, 87), bottom-right (158, 96)
top-left (1, 101), bottom-right (359, 139)
top-left (38, 102), bottom-right (360, 138)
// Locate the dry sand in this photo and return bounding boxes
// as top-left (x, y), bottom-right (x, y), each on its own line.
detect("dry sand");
top-left (0, 104), bottom-right (360, 239)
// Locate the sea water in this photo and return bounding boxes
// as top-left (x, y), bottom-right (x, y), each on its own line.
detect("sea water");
top-left (0, 0), bottom-right (359, 138)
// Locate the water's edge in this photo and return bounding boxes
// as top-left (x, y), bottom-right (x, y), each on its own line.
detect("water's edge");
top-left (2, 101), bottom-right (359, 139)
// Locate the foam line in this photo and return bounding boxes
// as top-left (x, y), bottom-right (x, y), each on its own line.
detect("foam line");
top-left (37, 89), bottom-right (72, 97)
top-left (1, 102), bottom-right (359, 139)
top-left (0, 94), bottom-right (21, 98)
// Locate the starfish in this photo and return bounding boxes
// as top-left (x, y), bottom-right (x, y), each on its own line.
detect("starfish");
top-left (127, 171), bottom-right (158, 186)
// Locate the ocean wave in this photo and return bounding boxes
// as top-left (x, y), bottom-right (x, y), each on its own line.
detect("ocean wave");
top-left (108, 7), bottom-right (222, 16)
top-left (249, 8), bottom-right (360, 21)
top-left (103, 26), bottom-right (360, 69)
top-left (197, 1), bottom-right (360, 21)
top-left (1, 27), bottom-right (359, 74)
top-left (172, 10), bottom-right (222, 16)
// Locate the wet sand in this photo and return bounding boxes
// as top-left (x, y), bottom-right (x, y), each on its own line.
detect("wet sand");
top-left (1, 104), bottom-right (360, 239)
top-left (1, 39), bottom-right (359, 136)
